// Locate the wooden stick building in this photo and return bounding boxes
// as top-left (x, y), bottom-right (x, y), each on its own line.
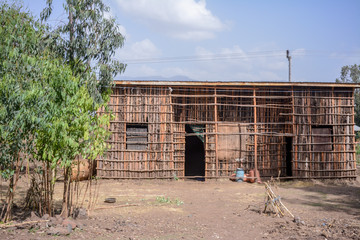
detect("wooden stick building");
top-left (96, 81), bottom-right (358, 180)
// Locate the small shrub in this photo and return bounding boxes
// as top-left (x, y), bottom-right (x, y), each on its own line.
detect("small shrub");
top-left (156, 196), bottom-right (184, 205)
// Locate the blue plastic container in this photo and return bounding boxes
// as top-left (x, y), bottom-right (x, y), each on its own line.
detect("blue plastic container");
top-left (236, 168), bottom-right (244, 182)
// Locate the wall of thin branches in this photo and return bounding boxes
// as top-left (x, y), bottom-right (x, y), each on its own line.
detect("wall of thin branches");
top-left (96, 84), bottom-right (356, 180)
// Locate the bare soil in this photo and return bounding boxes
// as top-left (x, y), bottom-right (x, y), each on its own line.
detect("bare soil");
top-left (1, 176), bottom-right (360, 240)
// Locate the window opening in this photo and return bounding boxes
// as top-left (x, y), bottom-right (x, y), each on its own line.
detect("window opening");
top-left (126, 124), bottom-right (148, 150)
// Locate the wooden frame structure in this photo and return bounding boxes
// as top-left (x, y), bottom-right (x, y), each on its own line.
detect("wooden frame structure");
top-left (96, 81), bottom-right (358, 180)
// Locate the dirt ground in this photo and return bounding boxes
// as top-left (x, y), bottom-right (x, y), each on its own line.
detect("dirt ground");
top-left (1, 175), bottom-right (360, 240)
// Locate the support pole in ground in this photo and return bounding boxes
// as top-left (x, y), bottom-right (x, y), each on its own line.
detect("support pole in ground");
top-left (215, 87), bottom-right (219, 178)
top-left (253, 88), bottom-right (258, 179)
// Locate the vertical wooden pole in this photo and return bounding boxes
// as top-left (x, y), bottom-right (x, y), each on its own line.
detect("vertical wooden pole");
top-left (307, 89), bottom-right (312, 178)
top-left (342, 92), bottom-right (346, 175)
top-left (331, 87), bottom-right (336, 177)
top-left (215, 87), bottom-right (219, 178)
top-left (116, 88), bottom-right (119, 178)
top-left (253, 88), bottom-right (258, 175)
top-left (169, 87), bottom-right (175, 178)
top-left (352, 88), bottom-right (356, 172)
top-left (124, 89), bottom-right (128, 178)
top-left (291, 86), bottom-right (296, 177)
top-left (205, 92), bottom-right (208, 178)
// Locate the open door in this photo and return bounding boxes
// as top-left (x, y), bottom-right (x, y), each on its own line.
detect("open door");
top-left (185, 124), bottom-right (205, 178)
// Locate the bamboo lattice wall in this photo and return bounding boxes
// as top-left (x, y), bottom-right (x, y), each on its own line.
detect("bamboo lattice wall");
top-left (292, 87), bottom-right (356, 178)
top-left (96, 82), bottom-right (357, 180)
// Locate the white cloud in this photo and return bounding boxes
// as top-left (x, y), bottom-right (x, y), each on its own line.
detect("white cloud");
top-left (189, 46), bottom-right (288, 81)
top-left (117, 38), bottom-right (161, 60)
top-left (220, 46), bottom-right (247, 57)
top-left (162, 67), bottom-right (192, 78)
top-left (114, 0), bottom-right (227, 40)
top-left (194, 46), bottom-right (254, 75)
top-left (137, 65), bottom-right (158, 76)
top-left (119, 44), bottom-right (290, 82)
top-left (195, 46), bottom-right (213, 56)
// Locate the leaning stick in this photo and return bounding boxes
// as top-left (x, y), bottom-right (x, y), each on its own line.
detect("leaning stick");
top-left (93, 204), bottom-right (139, 211)
top-left (266, 183), bottom-right (294, 218)
top-left (265, 182), bottom-right (294, 218)
top-left (0, 219), bottom-right (50, 229)
top-left (264, 187), bottom-right (283, 216)
top-left (278, 198), bottom-right (294, 218)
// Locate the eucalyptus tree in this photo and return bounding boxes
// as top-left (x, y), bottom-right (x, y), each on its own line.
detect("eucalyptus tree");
top-left (33, 59), bottom-right (111, 217)
top-left (41, 0), bottom-right (126, 217)
top-left (41, 0), bottom-right (126, 104)
top-left (0, 0), bottom-right (123, 220)
top-left (0, 2), bottom-right (53, 221)
top-left (336, 64), bottom-right (360, 126)
top-left (336, 64), bottom-right (360, 84)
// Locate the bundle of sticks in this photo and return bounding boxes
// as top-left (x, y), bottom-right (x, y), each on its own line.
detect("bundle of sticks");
top-left (263, 182), bottom-right (294, 218)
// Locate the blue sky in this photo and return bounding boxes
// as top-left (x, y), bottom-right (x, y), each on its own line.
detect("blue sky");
top-left (21, 0), bottom-right (360, 82)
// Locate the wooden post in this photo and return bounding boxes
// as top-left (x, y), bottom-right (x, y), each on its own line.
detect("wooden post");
top-left (169, 87), bottom-right (175, 178)
top-left (331, 87), bottom-right (336, 177)
top-left (291, 86), bottom-right (296, 177)
top-left (205, 92), bottom-right (208, 178)
top-left (215, 87), bottom-right (219, 178)
top-left (352, 88), bottom-right (356, 171)
top-left (253, 88), bottom-right (258, 176)
top-left (116, 88), bottom-right (119, 178)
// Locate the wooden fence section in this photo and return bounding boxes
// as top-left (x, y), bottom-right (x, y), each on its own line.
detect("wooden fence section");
top-left (173, 124), bottom-right (185, 178)
top-left (96, 82), bottom-right (357, 180)
top-left (97, 86), bottom-right (177, 179)
top-left (292, 87), bottom-right (356, 178)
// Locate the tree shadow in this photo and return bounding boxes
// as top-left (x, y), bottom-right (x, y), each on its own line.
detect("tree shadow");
top-left (283, 182), bottom-right (360, 220)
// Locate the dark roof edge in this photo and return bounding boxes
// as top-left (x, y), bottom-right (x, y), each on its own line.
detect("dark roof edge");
top-left (114, 80), bottom-right (360, 88)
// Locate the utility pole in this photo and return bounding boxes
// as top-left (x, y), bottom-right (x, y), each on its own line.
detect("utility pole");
top-left (286, 50), bottom-right (291, 82)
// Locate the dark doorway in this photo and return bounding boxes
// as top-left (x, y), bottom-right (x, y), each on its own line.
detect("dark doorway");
top-left (185, 124), bottom-right (205, 178)
top-left (285, 137), bottom-right (293, 176)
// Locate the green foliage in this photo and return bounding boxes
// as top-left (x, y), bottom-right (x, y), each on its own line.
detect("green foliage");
top-left (336, 64), bottom-right (360, 83)
top-left (0, 3), bottom-right (47, 179)
top-left (156, 196), bottom-right (171, 204)
top-left (356, 144), bottom-right (360, 155)
top-left (156, 196), bottom-right (184, 206)
top-left (39, 0), bottom-right (126, 217)
top-left (41, 0), bottom-right (126, 104)
top-left (336, 64), bottom-right (360, 126)
top-left (356, 144), bottom-right (360, 166)
top-left (33, 60), bottom-right (111, 170)
top-left (0, 1), bottom-right (122, 219)
top-left (0, 2), bottom-right (109, 176)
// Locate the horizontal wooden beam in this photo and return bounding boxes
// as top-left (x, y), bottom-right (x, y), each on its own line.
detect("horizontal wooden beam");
top-left (114, 80), bottom-right (360, 88)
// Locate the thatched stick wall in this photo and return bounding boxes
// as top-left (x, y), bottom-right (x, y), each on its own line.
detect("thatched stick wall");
top-left (96, 82), bottom-right (357, 180)
top-left (292, 87), bottom-right (356, 178)
top-left (97, 86), bottom-right (178, 179)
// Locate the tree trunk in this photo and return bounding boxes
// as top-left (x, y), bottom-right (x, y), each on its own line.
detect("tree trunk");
top-left (60, 166), bottom-right (72, 218)
top-left (43, 161), bottom-right (54, 216)
top-left (1, 154), bottom-right (22, 222)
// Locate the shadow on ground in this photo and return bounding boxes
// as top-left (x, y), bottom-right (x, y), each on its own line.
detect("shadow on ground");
top-left (283, 181), bottom-right (360, 220)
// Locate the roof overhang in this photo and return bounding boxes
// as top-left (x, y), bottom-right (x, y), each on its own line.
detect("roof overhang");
top-left (114, 80), bottom-right (360, 88)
